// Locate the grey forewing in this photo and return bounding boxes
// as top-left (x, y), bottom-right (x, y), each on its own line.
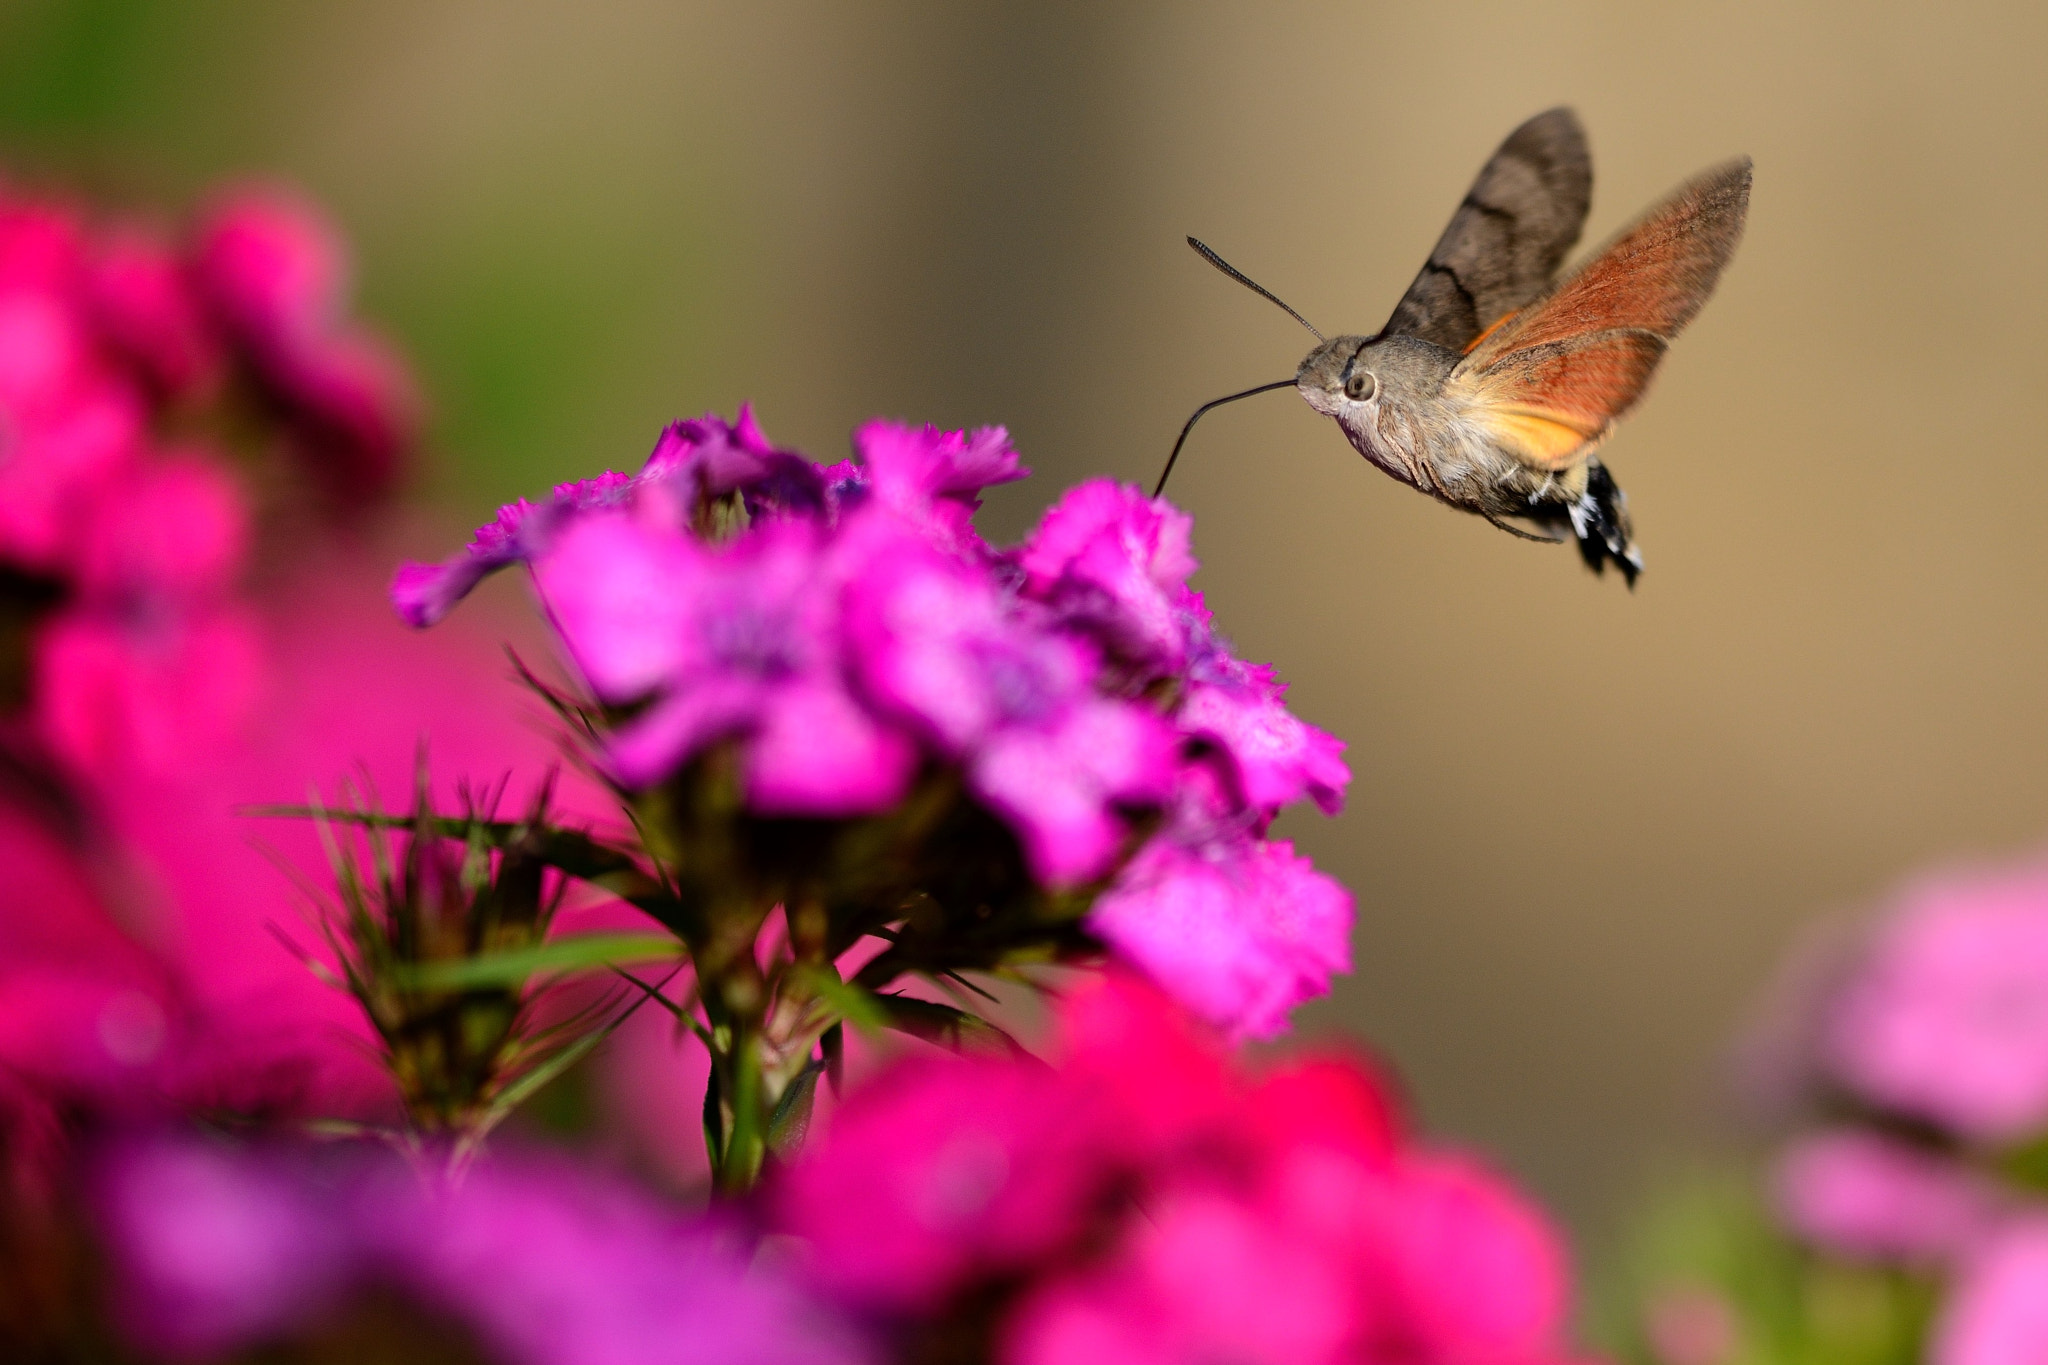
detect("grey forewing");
top-left (1378, 108), bottom-right (1594, 353)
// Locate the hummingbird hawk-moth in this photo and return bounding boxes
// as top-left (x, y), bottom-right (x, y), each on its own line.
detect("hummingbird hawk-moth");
top-left (1158, 108), bottom-right (1751, 585)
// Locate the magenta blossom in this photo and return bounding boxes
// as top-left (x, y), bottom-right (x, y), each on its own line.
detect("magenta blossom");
top-left (191, 187), bottom-right (418, 501)
top-left (1773, 1129), bottom-right (2002, 1264)
top-left (0, 205), bottom-right (145, 575)
top-left (845, 531), bottom-right (1176, 884)
top-left (1825, 861), bottom-right (2048, 1143)
top-left (854, 419), bottom-right (1028, 553)
top-left (537, 511), bottom-right (916, 811)
top-left (779, 973), bottom-right (1581, 1365)
top-left (87, 224), bottom-right (221, 400)
top-left (390, 469), bottom-right (637, 628)
top-left (396, 407), bottom-right (1352, 1033)
top-left (1018, 480), bottom-right (1197, 676)
top-left (1179, 624), bottom-right (1349, 816)
top-left (1934, 1218), bottom-right (2048, 1365)
top-left (33, 449), bottom-right (262, 775)
top-left (100, 1136), bottom-right (866, 1365)
top-left (391, 407), bottom-right (825, 629)
top-left (1088, 763), bottom-right (1352, 1038)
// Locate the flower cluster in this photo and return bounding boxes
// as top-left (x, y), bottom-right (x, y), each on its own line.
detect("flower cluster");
top-left (97, 1137), bottom-right (862, 1365)
top-left (86, 975), bottom-right (1589, 1365)
top-left (0, 180), bottom-right (426, 1165)
top-left (0, 170), bottom-right (1607, 1365)
top-left (778, 971), bottom-right (1581, 1365)
top-left (1615, 858), bottom-right (2048, 1365)
top-left (396, 408), bottom-right (1351, 1044)
top-left (0, 181), bottom-right (417, 782)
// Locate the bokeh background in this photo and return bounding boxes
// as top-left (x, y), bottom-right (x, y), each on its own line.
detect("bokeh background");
top-left (7, 0), bottom-right (2047, 1252)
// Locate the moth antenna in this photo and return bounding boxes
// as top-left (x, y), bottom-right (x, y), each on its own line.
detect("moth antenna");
top-left (1187, 237), bottom-right (1324, 342)
top-left (1153, 378), bottom-right (1298, 499)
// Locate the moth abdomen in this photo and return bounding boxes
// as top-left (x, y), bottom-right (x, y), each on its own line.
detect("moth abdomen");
top-left (1567, 459), bottom-right (1641, 586)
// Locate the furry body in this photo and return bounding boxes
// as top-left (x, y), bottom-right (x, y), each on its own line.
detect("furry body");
top-left (1296, 333), bottom-right (1639, 580)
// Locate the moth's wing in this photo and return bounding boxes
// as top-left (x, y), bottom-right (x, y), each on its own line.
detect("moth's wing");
top-left (1378, 108), bottom-right (1593, 352)
top-left (1453, 156), bottom-right (1751, 470)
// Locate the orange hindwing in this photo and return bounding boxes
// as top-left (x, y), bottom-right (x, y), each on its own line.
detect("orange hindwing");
top-left (1453, 157), bottom-right (1750, 470)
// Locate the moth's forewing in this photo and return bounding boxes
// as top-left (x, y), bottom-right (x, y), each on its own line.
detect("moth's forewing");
top-left (1454, 157), bottom-right (1752, 469)
top-left (1379, 107), bottom-right (1594, 352)
top-left (1465, 158), bottom-right (1751, 364)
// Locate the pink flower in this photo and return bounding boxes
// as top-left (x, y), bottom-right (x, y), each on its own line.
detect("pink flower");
top-left (853, 420), bottom-right (1028, 553)
top-left (192, 187), bottom-right (417, 502)
top-left (773, 1053), bottom-right (1102, 1313)
top-left (779, 974), bottom-right (1583, 1365)
top-left (1004, 1188), bottom-right (1361, 1365)
top-left (1934, 1218), bottom-right (2048, 1365)
top-left (1826, 862), bottom-right (2048, 1141)
top-left (390, 469), bottom-right (637, 627)
top-left (86, 225), bottom-right (220, 399)
top-left (0, 207), bottom-right (145, 573)
top-left (844, 532), bottom-right (1176, 884)
top-left (99, 1138), bottom-right (355, 1356)
top-left (1088, 768), bottom-right (1352, 1039)
top-left (536, 512), bottom-right (915, 811)
top-left (645, 405), bottom-right (832, 518)
top-left (1018, 481), bottom-right (1197, 676)
top-left (100, 1137), bottom-right (867, 1365)
top-left (192, 188), bottom-right (347, 351)
top-left (1179, 629), bottom-right (1349, 816)
top-left (0, 804), bottom-right (175, 1103)
top-left (391, 408), bottom-right (818, 629)
top-left (32, 450), bottom-right (261, 776)
top-left (1773, 1129), bottom-right (2001, 1263)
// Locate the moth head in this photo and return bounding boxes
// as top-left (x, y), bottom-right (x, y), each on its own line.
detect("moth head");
top-left (1296, 335), bottom-right (1384, 420)
top-left (1296, 334), bottom-right (1450, 421)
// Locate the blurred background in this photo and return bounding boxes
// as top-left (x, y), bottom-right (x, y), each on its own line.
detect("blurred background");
top-left (5, 0), bottom-right (2046, 1254)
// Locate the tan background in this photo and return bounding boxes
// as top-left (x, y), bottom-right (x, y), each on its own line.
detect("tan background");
top-left (10, 0), bottom-right (2048, 1244)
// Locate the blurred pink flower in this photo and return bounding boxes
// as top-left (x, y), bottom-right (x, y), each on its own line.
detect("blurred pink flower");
top-left (0, 803), bottom-right (173, 1105)
top-left (1826, 863), bottom-right (2048, 1142)
top-left (1935, 1217), bottom-right (2048, 1365)
top-left (1773, 1129), bottom-right (2001, 1263)
top-left (778, 973), bottom-right (1581, 1365)
top-left (100, 1135), bottom-right (867, 1365)
top-left (86, 224), bottom-right (221, 399)
top-left (192, 187), bottom-right (418, 502)
top-left (34, 450), bottom-right (261, 776)
top-left (1004, 1187), bottom-right (1360, 1365)
top-left (0, 202), bottom-right (145, 574)
top-left (773, 1052), bottom-right (1100, 1313)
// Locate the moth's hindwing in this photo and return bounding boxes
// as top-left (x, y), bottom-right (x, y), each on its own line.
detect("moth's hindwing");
top-left (1453, 157), bottom-right (1752, 470)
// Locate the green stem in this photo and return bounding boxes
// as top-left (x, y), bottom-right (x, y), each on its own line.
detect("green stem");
top-left (714, 1026), bottom-right (768, 1194)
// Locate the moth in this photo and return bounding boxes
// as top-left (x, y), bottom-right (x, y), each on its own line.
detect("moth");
top-left (1158, 108), bottom-right (1751, 585)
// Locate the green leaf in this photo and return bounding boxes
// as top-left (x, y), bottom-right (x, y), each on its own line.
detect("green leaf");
top-left (395, 933), bottom-right (684, 991)
top-left (872, 993), bottom-right (1032, 1060)
top-left (799, 968), bottom-right (891, 1034)
top-left (767, 1061), bottom-right (823, 1155)
top-left (489, 1024), bottom-right (612, 1115)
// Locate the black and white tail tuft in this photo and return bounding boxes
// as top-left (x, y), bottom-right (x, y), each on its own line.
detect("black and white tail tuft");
top-left (1569, 459), bottom-right (1642, 587)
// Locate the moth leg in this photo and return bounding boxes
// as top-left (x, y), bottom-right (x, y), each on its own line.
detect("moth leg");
top-left (1482, 511), bottom-right (1568, 543)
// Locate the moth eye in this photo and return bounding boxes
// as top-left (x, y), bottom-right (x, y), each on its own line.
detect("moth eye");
top-left (1345, 371), bottom-right (1377, 401)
